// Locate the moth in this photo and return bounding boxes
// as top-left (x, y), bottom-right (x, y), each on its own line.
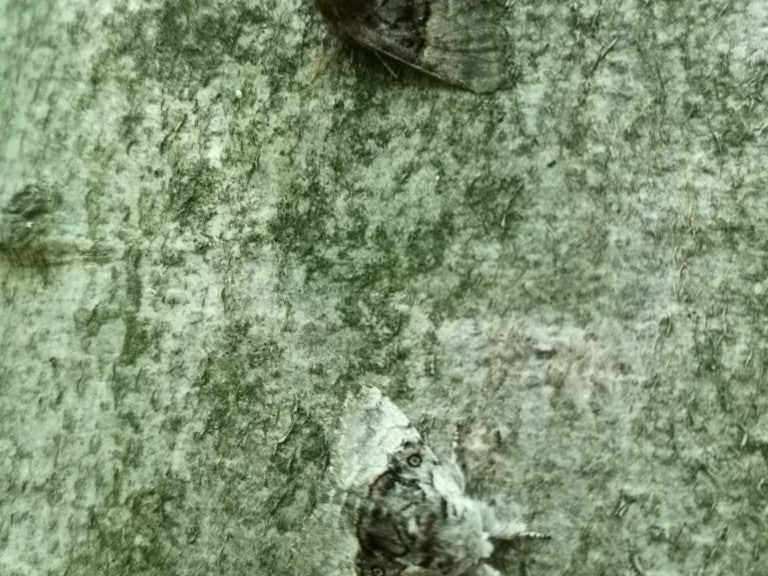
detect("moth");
top-left (314, 0), bottom-right (508, 93)
top-left (331, 386), bottom-right (546, 576)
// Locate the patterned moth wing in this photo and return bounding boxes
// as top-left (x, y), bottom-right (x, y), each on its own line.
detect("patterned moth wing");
top-left (314, 0), bottom-right (508, 93)
top-left (332, 386), bottom-right (541, 576)
top-left (364, 438), bottom-right (497, 575)
top-left (355, 547), bottom-right (407, 576)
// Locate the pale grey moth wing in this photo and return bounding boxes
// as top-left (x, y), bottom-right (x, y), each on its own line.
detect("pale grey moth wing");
top-left (314, 0), bottom-right (508, 93)
top-left (331, 386), bottom-right (422, 496)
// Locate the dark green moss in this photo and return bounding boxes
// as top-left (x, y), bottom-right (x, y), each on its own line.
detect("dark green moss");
top-left (165, 159), bottom-right (219, 228)
top-left (104, 0), bottom-right (269, 88)
top-left (70, 472), bottom-right (190, 576)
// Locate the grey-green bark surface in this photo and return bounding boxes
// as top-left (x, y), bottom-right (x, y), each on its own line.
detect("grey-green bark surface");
top-left (1, 0), bottom-right (767, 574)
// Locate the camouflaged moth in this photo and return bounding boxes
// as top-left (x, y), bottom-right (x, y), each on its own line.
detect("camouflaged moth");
top-left (332, 386), bottom-right (546, 576)
top-left (314, 0), bottom-right (508, 93)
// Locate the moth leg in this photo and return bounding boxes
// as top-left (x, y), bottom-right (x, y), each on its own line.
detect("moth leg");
top-left (445, 422), bottom-right (470, 490)
top-left (373, 52), bottom-right (399, 78)
top-left (487, 516), bottom-right (549, 542)
top-left (501, 530), bottom-right (551, 541)
top-left (476, 501), bottom-right (549, 542)
top-left (489, 524), bottom-right (551, 543)
top-left (450, 425), bottom-right (462, 466)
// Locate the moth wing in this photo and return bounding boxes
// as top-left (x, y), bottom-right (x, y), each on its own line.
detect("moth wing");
top-left (421, 13), bottom-right (508, 93)
top-left (331, 386), bottom-right (421, 493)
top-left (352, 2), bottom-right (508, 93)
top-left (355, 547), bottom-right (407, 576)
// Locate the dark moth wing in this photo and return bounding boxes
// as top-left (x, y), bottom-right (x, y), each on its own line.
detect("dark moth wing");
top-left (356, 548), bottom-right (406, 576)
top-left (315, 0), bottom-right (507, 93)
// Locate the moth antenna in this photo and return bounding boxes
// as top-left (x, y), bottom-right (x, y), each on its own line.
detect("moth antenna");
top-left (373, 52), bottom-right (399, 79)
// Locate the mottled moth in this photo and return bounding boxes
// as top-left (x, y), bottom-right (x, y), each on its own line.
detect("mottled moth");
top-left (314, 0), bottom-right (508, 93)
top-left (331, 386), bottom-right (546, 575)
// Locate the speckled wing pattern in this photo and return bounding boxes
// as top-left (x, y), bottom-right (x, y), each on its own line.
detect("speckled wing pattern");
top-left (331, 386), bottom-right (540, 576)
top-left (315, 0), bottom-right (507, 93)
